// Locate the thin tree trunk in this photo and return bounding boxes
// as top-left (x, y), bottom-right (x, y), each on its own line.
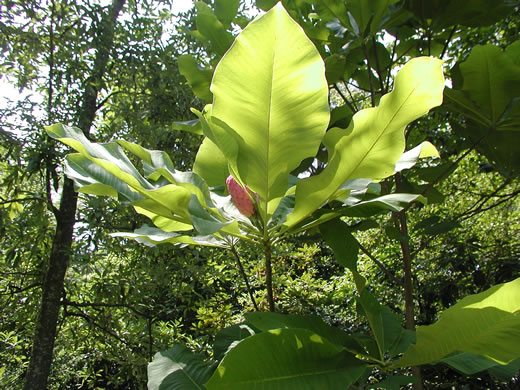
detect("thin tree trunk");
top-left (24, 1), bottom-right (126, 389)
top-left (392, 172), bottom-right (424, 390)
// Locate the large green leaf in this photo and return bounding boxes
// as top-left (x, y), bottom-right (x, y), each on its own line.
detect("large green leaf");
top-left (148, 344), bottom-right (216, 390)
top-left (193, 137), bottom-right (229, 187)
top-left (207, 3), bottom-right (329, 220)
top-left (213, 323), bottom-right (257, 362)
top-left (205, 328), bottom-right (366, 389)
top-left (449, 45), bottom-right (520, 124)
top-left (394, 278), bottom-right (520, 368)
top-left (444, 44), bottom-right (520, 176)
top-left (285, 57), bottom-right (445, 229)
top-left (244, 312), bottom-right (366, 356)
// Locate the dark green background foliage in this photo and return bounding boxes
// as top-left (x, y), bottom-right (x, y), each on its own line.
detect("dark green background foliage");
top-left (0, 0), bottom-right (519, 388)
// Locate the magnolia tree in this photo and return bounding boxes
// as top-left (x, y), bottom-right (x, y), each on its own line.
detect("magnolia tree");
top-left (47, 4), bottom-right (520, 389)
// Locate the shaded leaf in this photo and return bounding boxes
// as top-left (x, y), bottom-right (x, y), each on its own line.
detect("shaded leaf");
top-left (148, 344), bottom-right (216, 390)
top-left (205, 328), bottom-right (366, 389)
top-left (244, 312), bottom-right (366, 355)
top-left (171, 119), bottom-right (203, 135)
top-left (213, 323), bottom-right (257, 362)
top-left (193, 137), bottom-right (229, 187)
top-left (195, 2), bottom-right (234, 56)
top-left (177, 55), bottom-right (213, 101)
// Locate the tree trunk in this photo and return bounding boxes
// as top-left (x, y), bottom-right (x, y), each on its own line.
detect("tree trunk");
top-left (23, 1), bottom-right (126, 389)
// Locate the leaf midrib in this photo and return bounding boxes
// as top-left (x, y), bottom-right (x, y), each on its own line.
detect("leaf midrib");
top-left (218, 365), bottom-right (357, 385)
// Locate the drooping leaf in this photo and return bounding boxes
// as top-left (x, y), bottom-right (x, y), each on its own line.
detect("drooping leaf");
top-left (205, 328), bottom-right (366, 389)
top-left (356, 289), bottom-right (385, 359)
top-left (380, 307), bottom-right (410, 358)
top-left (116, 140), bottom-right (214, 209)
top-left (394, 141), bottom-right (439, 172)
top-left (207, 3), bottom-right (329, 220)
top-left (65, 154), bottom-right (143, 203)
top-left (319, 218), bottom-right (361, 279)
top-left (46, 124), bottom-right (238, 238)
top-left (195, 2), bottom-right (234, 56)
top-left (47, 125), bottom-right (195, 221)
top-left (285, 57), bottom-right (445, 229)
top-left (394, 278), bottom-right (520, 368)
top-left (439, 352), bottom-right (502, 375)
top-left (171, 119), bottom-right (203, 135)
top-left (488, 358), bottom-right (520, 381)
top-left (133, 207), bottom-right (193, 232)
top-left (187, 194), bottom-right (231, 235)
top-left (439, 353), bottom-right (520, 380)
top-left (148, 344), bottom-right (216, 390)
top-left (177, 54), bottom-right (213, 101)
top-left (342, 193), bottom-right (425, 218)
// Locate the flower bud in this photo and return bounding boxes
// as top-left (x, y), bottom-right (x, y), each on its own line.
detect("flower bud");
top-left (226, 175), bottom-right (255, 217)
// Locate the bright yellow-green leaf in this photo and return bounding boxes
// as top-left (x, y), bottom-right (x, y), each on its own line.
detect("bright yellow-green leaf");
top-left (394, 278), bottom-right (520, 367)
top-left (193, 137), bottom-right (229, 186)
top-left (285, 57), bottom-right (445, 229)
top-left (206, 3), bottom-right (329, 221)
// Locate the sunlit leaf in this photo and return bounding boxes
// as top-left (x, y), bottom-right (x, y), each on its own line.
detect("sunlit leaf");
top-left (286, 57), bottom-right (445, 228)
top-left (394, 278), bottom-right (520, 368)
top-left (207, 3), bottom-right (329, 220)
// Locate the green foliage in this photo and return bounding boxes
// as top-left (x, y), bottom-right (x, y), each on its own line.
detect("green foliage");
top-left (47, 2), bottom-right (520, 388)
top-left (2, 0), bottom-right (520, 388)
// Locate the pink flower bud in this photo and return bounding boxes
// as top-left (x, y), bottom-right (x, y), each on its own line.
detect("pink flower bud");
top-left (226, 175), bottom-right (255, 217)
